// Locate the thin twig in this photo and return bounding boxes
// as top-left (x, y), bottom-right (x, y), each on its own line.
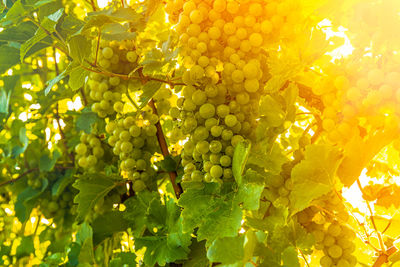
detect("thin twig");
top-left (299, 249), bottom-right (310, 267)
top-left (356, 179), bottom-right (386, 254)
top-left (148, 99), bottom-right (181, 198)
top-left (94, 30), bottom-right (101, 66)
top-left (0, 166), bottom-right (73, 187)
top-left (55, 104), bottom-right (75, 162)
top-left (126, 88), bottom-right (140, 110)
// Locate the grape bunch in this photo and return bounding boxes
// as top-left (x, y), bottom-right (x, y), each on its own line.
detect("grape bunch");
top-left (75, 132), bottom-right (105, 171)
top-left (312, 59), bottom-right (400, 145)
top-left (86, 39), bottom-right (141, 117)
top-left (106, 109), bottom-right (159, 192)
top-left (297, 192), bottom-right (357, 266)
top-left (39, 187), bottom-right (77, 221)
top-left (173, 84), bottom-right (254, 182)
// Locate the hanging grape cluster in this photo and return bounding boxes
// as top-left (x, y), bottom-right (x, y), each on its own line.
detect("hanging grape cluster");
top-left (86, 40), bottom-right (140, 117)
top-left (105, 109), bottom-right (159, 191)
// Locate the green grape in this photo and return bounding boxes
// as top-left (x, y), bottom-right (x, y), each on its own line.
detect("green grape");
top-left (210, 165), bottom-right (223, 179)
top-left (210, 153), bottom-right (221, 164)
top-left (191, 170), bottom-right (203, 181)
top-left (320, 255), bottom-right (333, 267)
top-left (204, 118), bottom-right (218, 130)
top-left (120, 142), bottom-right (133, 153)
top-left (192, 90), bottom-right (207, 106)
top-left (196, 140), bottom-right (210, 154)
top-left (199, 103), bottom-right (216, 119)
top-left (328, 245), bottom-right (343, 258)
top-left (211, 125), bottom-right (223, 137)
top-left (221, 129), bottom-right (233, 141)
top-left (126, 51), bottom-right (138, 63)
top-left (224, 114), bottom-right (237, 128)
top-left (219, 155), bottom-right (231, 167)
top-left (102, 47), bottom-right (114, 59)
top-left (216, 104), bottom-right (230, 118)
top-left (48, 201), bottom-right (59, 213)
top-left (209, 140), bottom-right (222, 153)
top-left (132, 180), bottom-right (146, 191)
top-left (327, 223), bottom-right (342, 237)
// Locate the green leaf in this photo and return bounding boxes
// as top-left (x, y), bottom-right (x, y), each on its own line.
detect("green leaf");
top-left (109, 252), bottom-right (137, 267)
top-left (51, 169), bottom-right (74, 196)
top-left (92, 211), bottom-right (129, 245)
top-left (16, 235), bottom-right (34, 258)
top-left (289, 144), bottom-right (342, 213)
top-left (76, 222), bottom-right (95, 265)
top-left (11, 126), bottom-right (29, 157)
top-left (0, 245), bottom-right (11, 265)
top-left (232, 140), bottom-right (251, 185)
top-left (178, 183), bottom-right (242, 243)
top-left (39, 149), bottom-right (61, 172)
top-left (0, 45), bottom-right (20, 74)
top-left (72, 174), bottom-right (120, 222)
top-left (68, 67), bottom-right (88, 90)
top-left (68, 34), bottom-right (91, 63)
top-left (207, 235), bottom-right (245, 264)
top-left (139, 81), bottom-right (162, 108)
top-left (135, 197), bottom-right (192, 266)
top-left (15, 178), bottom-right (48, 222)
top-left (248, 143), bottom-right (287, 175)
top-left (123, 191), bottom-right (158, 237)
top-left (20, 8), bottom-right (64, 61)
top-left (158, 155), bottom-right (178, 172)
top-left (282, 246), bottom-right (300, 267)
top-left (44, 68), bottom-right (67, 95)
top-left (76, 109), bottom-right (99, 134)
top-left (259, 95), bottom-right (285, 127)
top-left (183, 241), bottom-right (209, 267)
top-left (236, 171), bottom-right (264, 210)
top-left (0, 21), bottom-right (36, 42)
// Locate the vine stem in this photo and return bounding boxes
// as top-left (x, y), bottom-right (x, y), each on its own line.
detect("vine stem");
top-left (55, 103), bottom-right (75, 162)
top-left (298, 249), bottom-right (310, 267)
top-left (356, 179), bottom-right (386, 254)
top-left (0, 166), bottom-right (73, 187)
top-left (148, 99), bottom-right (181, 198)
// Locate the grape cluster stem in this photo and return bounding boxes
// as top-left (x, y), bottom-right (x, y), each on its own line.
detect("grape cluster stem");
top-left (148, 99), bottom-right (182, 198)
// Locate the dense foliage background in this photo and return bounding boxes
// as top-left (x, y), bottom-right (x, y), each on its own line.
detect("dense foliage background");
top-left (1, 0), bottom-right (400, 266)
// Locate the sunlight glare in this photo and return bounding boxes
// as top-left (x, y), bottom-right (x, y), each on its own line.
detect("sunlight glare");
top-left (97, 0), bottom-right (111, 8)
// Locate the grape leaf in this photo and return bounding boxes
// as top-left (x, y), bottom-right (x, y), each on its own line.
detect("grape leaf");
top-left (68, 67), bottom-right (89, 90)
top-left (92, 211), bottom-right (129, 245)
top-left (51, 169), bottom-right (74, 196)
top-left (0, 45), bottom-right (20, 74)
top-left (68, 35), bottom-right (91, 63)
top-left (123, 191), bottom-right (158, 237)
top-left (289, 144), bottom-right (342, 213)
top-left (338, 130), bottom-right (397, 187)
top-left (109, 252), bottom-right (137, 267)
top-left (236, 182), bottom-right (264, 211)
top-left (16, 235), bottom-right (34, 258)
top-left (76, 108), bottom-right (99, 134)
top-left (183, 240), bottom-right (209, 267)
top-left (20, 8), bottom-right (64, 61)
top-left (39, 149), bottom-right (61, 172)
top-left (259, 95), bottom-right (285, 127)
top-left (178, 183), bottom-right (242, 243)
top-left (232, 140), bottom-right (251, 185)
top-left (14, 178), bottom-right (48, 223)
top-left (76, 222), bottom-right (95, 265)
top-left (139, 81), bottom-right (162, 108)
top-left (135, 197), bottom-right (192, 266)
top-left (282, 246), bottom-right (300, 267)
top-left (72, 174), bottom-right (120, 222)
top-left (207, 235), bottom-right (245, 264)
